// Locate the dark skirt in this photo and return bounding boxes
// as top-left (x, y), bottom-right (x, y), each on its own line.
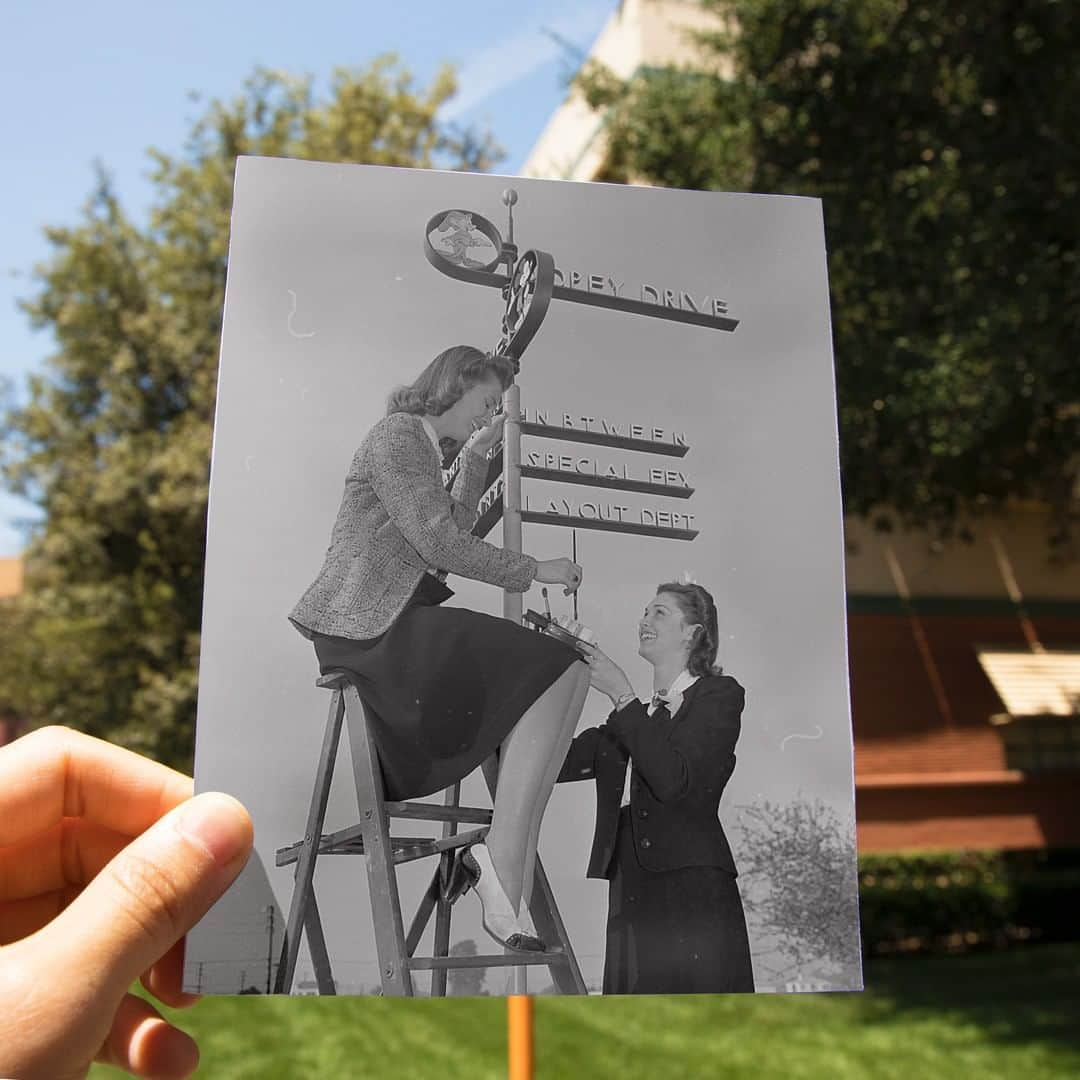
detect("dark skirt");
top-left (310, 575), bottom-right (582, 801)
top-left (604, 808), bottom-right (755, 995)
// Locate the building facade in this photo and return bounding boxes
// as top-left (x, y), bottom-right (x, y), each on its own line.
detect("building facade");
top-left (0, 556), bottom-right (22, 601)
top-left (846, 513), bottom-right (1079, 851)
top-left (523, 0), bottom-right (727, 183)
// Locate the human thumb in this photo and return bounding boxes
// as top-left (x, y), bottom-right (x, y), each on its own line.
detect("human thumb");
top-left (38, 792), bottom-right (253, 1003)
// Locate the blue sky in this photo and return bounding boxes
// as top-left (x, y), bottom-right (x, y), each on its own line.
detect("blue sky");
top-left (0, 0), bottom-right (617, 555)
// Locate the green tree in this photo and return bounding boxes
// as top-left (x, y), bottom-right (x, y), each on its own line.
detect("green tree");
top-left (579, 0), bottom-right (1079, 552)
top-left (733, 797), bottom-right (861, 988)
top-left (0, 60), bottom-right (499, 767)
top-left (446, 938), bottom-right (489, 996)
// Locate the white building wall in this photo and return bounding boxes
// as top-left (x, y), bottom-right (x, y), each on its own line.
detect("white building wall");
top-left (522, 0), bottom-right (726, 181)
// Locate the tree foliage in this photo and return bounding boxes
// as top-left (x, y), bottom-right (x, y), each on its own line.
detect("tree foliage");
top-left (734, 797), bottom-right (862, 987)
top-left (0, 60), bottom-right (499, 767)
top-left (447, 938), bottom-right (489, 996)
top-left (579, 0), bottom-right (1079, 552)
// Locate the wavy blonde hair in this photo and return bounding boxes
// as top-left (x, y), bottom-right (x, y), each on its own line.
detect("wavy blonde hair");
top-left (386, 346), bottom-right (514, 418)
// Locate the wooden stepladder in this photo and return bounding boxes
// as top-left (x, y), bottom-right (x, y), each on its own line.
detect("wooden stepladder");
top-left (274, 673), bottom-right (586, 997)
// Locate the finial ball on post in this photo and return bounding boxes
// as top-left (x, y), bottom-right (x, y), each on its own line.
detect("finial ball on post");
top-left (502, 188), bottom-right (518, 207)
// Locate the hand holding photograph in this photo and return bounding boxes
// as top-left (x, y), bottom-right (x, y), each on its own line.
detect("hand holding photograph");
top-left (185, 157), bottom-right (861, 997)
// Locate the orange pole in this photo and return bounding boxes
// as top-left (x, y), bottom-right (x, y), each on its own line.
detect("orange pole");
top-left (503, 378), bottom-right (533, 1078)
top-left (508, 995), bottom-right (534, 1080)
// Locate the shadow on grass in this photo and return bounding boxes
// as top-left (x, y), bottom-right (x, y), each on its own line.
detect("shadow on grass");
top-left (860, 943), bottom-right (1080, 1052)
top-left (533, 943), bottom-right (1080, 1080)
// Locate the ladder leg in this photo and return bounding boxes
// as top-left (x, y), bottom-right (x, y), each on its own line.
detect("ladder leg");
top-left (432, 780), bottom-right (461, 997)
top-left (529, 857), bottom-right (587, 994)
top-left (431, 893), bottom-right (453, 997)
top-left (275, 689), bottom-right (344, 994)
top-left (344, 685), bottom-right (413, 997)
top-left (404, 874), bottom-right (440, 957)
top-left (305, 892), bottom-right (336, 995)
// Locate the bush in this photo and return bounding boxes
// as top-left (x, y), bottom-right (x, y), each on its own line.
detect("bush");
top-left (858, 849), bottom-right (1080, 955)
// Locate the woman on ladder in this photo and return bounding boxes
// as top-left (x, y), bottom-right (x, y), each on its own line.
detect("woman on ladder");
top-left (290, 344), bottom-right (589, 953)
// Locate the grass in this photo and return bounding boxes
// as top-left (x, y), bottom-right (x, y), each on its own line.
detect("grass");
top-left (92, 944), bottom-right (1080, 1078)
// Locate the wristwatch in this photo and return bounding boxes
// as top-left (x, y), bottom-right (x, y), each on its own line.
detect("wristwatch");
top-left (613, 691), bottom-right (638, 712)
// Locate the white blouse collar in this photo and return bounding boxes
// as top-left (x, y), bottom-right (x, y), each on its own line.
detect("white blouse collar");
top-left (650, 668), bottom-right (699, 715)
top-left (665, 668), bottom-right (699, 699)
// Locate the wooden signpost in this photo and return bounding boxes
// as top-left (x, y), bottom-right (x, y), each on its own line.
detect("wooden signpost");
top-left (426, 190), bottom-right (737, 1074)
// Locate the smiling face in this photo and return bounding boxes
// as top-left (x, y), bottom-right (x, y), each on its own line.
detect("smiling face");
top-left (439, 376), bottom-right (503, 443)
top-left (637, 591), bottom-right (699, 666)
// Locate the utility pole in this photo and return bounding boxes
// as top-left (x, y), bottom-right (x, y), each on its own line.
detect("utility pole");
top-left (264, 905), bottom-right (276, 994)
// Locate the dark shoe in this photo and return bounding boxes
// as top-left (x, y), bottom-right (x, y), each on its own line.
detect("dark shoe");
top-left (499, 930), bottom-right (548, 953)
top-left (441, 843), bottom-right (480, 904)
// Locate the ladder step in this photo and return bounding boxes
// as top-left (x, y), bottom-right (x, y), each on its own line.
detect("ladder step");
top-left (409, 951), bottom-right (567, 971)
top-left (393, 827), bottom-right (487, 866)
top-left (276, 826), bottom-right (487, 867)
top-left (386, 801), bottom-right (493, 825)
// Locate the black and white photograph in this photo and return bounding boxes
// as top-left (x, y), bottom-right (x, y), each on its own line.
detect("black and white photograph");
top-left (184, 155), bottom-right (861, 997)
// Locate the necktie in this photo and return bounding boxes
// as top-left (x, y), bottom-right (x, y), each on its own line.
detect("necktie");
top-left (651, 690), bottom-right (671, 713)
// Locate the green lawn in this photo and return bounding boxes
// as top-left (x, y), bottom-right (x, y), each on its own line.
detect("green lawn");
top-left (92, 944), bottom-right (1080, 1078)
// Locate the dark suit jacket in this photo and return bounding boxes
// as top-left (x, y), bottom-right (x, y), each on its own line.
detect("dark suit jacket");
top-left (557, 673), bottom-right (745, 879)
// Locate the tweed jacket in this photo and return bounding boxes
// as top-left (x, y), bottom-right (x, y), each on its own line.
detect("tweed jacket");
top-left (290, 412), bottom-right (537, 640)
top-left (557, 674), bottom-right (745, 878)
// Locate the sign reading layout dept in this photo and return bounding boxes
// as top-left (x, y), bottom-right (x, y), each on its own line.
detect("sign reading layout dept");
top-left (466, 404), bottom-right (699, 543)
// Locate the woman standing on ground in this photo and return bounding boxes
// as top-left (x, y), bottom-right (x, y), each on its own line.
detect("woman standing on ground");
top-left (560, 581), bottom-right (754, 993)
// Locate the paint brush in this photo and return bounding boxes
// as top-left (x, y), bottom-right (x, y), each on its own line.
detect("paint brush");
top-left (572, 530), bottom-right (579, 621)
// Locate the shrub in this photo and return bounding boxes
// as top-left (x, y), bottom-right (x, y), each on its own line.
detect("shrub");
top-left (858, 849), bottom-right (1080, 955)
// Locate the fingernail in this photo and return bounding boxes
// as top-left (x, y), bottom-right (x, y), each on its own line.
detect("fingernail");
top-left (176, 793), bottom-right (252, 867)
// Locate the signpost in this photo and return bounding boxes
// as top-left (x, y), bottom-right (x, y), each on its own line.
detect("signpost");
top-left (427, 189), bottom-right (737, 1073)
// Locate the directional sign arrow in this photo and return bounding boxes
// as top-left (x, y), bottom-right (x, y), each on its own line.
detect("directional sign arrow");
top-left (471, 502), bottom-right (698, 542)
top-left (521, 422), bottom-right (689, 458)
top-left (520, 465), bottom-right (693, 499)
top-left (424, 205), bottom-right (739, 339)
